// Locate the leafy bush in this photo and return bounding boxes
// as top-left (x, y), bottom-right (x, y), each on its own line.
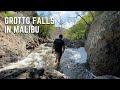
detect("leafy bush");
top-left (2, 11), bottom-right (14, 17)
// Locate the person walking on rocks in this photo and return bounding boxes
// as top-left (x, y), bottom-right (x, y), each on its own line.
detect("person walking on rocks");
top-left (52, 34), bottom-right (65, 70)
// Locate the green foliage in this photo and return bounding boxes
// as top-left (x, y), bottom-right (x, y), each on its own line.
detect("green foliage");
top-left (0, 11), bottom-right (15, 33)
top-left (38, 24), bottom-right (55, 38)
top-left (2, 11), bottom-right (14, 17)
top-left (64, 12), bottom-right (94, 41)
top-left (35, 14), bottom-right (55, 38)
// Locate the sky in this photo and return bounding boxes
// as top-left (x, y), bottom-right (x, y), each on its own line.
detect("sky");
top-left (37, 11), bottom-right (82, 29)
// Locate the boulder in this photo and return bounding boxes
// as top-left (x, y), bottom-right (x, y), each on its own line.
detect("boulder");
top-left (60, 62), bottom-right (94, 79)
top-left (73, 40), bottom-right (85, 48)
top-left (0, 67), bottom-right (69, 79)
top-left (63, 38), bottom-right (85, 48)
top-left (85, 11), bottom-right (120, 76)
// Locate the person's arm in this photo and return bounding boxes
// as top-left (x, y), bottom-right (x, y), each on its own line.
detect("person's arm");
top-left (52, 44), bottom-right (55, 54)
top-left (52, 40), bottom-right (55, 54)
top-left (62, 41), bottom-right (65, 53)
top-left (62, 45), bottom-right (65, 54)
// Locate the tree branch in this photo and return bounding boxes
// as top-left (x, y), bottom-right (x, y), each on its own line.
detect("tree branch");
top-left (76, 12), bottom-right (90, 26)
top-left (89, 11), bottom-right (94, 20)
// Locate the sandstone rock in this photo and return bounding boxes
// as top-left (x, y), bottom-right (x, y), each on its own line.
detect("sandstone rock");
top-left (85, 11), bottom-right (120, 76)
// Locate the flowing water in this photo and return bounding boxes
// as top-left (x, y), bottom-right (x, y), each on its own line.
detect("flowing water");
top-left (0, 43), bottom-right (87, 73)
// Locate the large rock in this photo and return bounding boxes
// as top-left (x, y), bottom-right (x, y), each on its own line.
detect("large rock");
top-left (0, 67), bottom-right (69, 79)
top-left (73, 40), bottom-right (85, 48)
top-left (60, 63), bottom-right (94, 79)
top-left (85, 11), bottom-right (120, 76)
top-left (63, 38), bottom-right (85, 48)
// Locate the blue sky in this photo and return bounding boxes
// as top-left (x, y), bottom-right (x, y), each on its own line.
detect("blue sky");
top-left (37, 11), bottom-right (49, 16)
top-left (37, 11), bottom-right (81, 29)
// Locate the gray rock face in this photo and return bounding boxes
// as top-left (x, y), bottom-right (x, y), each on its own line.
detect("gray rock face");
top-left (85, 11), bottom-right (120, 76)
top-left (60, 62), bottom-right (94, 79)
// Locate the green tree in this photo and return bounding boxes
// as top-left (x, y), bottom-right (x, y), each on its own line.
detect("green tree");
top-left (34, 13), bottom-right (55, 39)
top-left (64, 11), bottom-right (95, 41)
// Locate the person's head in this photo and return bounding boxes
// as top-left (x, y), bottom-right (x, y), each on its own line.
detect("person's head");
top-left (59, 34), bottom-right (63, 39)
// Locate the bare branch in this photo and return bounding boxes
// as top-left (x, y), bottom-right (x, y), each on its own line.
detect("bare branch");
top-left (89, 11), bottom-right (94, 20)
top-left (75, 12), bottom-right (90, 26)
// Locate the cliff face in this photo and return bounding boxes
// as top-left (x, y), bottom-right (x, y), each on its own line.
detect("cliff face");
top-left (0, 11), bottom-right (45, 68)
top-left (0, 17), bottom-right (27, 68)
top-left (85, 11), bottom-right (120, 76)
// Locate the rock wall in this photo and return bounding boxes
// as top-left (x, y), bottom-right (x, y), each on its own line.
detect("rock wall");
top-left (0, 11), bottom-right (47, 68)
top-left (85, 11), bottom-right (120, 76)
top-left (63, 38), bottom-right (85, 48)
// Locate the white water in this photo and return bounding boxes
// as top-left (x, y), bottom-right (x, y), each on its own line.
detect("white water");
top-left (62, 47), bottom-right (87, 64)
top-left (0, 44), bottom-right (87, 72)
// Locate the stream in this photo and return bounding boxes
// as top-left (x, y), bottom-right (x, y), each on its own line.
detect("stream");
top-left (0, 43), bottom-right (88, 78)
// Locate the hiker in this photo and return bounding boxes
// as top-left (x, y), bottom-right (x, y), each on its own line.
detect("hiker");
top-left (52, 34), bottom-right (65, 70)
